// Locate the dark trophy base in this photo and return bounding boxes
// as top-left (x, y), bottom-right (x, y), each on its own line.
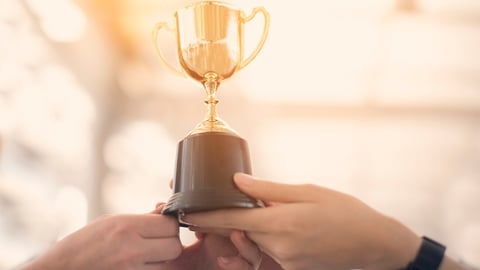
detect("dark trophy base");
top-left (162, 132), bottom-right (263, 225)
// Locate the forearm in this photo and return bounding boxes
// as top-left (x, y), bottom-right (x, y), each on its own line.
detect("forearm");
top-left (18, 247), bottom-right (68, 270)
top-left (20, 252), bottom-right (61, 270)
top-left (363, 214), bottom-right (468, 270)
top-left (388, 234), bottom-right (469, 270)
top-left (21, 259), bottom-right (48, 270)
top-left (440, 256), bottom-right (471, 270)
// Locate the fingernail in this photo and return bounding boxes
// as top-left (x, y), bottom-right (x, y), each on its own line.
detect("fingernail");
top-left (232, 230), bottom-right (247, 242)
top-left (182, 215), bottom-right (197, 226)
top-left (234, 173), bottom-right (253, 187)
top-left (189, 225), bottom-right (200, 231)
top-left (155, 202), bottom-right (165, 209)
top-left (218, 256), bottom-right (233, 265)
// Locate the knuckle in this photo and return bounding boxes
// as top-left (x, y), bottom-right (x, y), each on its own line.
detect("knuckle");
top-left (161, 216), bottom-right (179, 234)
top-left (109, 219), bottom-right (135, 237)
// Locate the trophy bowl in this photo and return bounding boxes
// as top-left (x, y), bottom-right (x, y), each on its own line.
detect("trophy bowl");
top-left (152, 1), bottom-right (269, 225)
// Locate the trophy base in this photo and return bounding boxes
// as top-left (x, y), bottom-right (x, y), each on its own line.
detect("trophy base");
top-left (163, 190), bottom-right (262, 220)
top-left (162, 132), bottom-right (263, 226)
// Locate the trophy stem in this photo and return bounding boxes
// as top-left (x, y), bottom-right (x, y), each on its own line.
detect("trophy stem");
top-left (188, 72), bottom-right (237, 135)
top-left (203, 72), bottom-right (220, 123)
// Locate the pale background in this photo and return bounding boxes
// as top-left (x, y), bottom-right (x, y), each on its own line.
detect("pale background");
top-left (1, 0), bottom-right (480, 269)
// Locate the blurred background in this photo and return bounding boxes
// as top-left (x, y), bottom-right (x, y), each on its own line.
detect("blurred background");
top-left (1, 0), bottom-right (480, 268)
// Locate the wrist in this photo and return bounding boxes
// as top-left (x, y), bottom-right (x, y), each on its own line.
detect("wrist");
top-left (367, 216), bottom-right (422, 270)
top-left (404, 237), bottom-right (446, 270)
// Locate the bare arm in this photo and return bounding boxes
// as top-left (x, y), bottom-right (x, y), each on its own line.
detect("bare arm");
top-left (440, 256), bottom-right (471, 270)
top-left (186, 173), bottom-right (472, 270)
top-left (21, 213), bottom-right (181, 270)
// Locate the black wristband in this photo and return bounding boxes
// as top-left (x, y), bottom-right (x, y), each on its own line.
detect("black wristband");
top-left (406, 236), bottom-right (446, 270)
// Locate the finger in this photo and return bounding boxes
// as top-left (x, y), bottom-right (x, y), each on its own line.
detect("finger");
top-left (150, 203), bottom-right (165, 214)
top-left (141, 237), bottom-right (182, 263)
top-left (234, 173), bottom-right (324, 203)
top-left (217, 256), bottom-right (254, 270)
top-left (136, 214), bottom-right (179, 238)
top-left (243, 232), bottom-right (276, 261)
top-left (194, 231), bottom-right (206, 240)
top-left (230, 230), bottom-right (262, 269)
top-left (264, 201), bottom-right (280, 207)
top-left (143, 262), bottom-right (167, 270)
top-left (184, 208), bottom-right (273, 232)
top-left (169, 179), bottom-right (173, 189)
top-left (189, 226), bottom-right (232, 237)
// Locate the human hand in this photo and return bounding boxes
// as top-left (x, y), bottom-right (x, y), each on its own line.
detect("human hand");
top-left (22, 208), bottom-right (182, 270)
top-left (21, 202), bottom-right (263, 270)
top-left (185, 173), bottom-right (422, 270)
top-left (161, 180), bottom-right (263, 270)
top-left (162, 230), bottom-right (263, 270)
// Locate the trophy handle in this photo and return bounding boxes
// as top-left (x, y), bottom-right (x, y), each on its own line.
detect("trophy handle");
top-left (152, 22), bottom-right (185, 77)
top-left (238, 7), bottom-right (270, 71)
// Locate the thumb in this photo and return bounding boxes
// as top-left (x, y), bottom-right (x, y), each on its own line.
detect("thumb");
top-left (234, 173), bottom-right (319, 203)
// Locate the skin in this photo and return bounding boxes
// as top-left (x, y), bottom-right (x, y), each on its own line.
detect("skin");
top-left (169, 230), bottom-right (263, 270)
top-left (21, 203), bottom-right (262, 270)
top-left (21, 211), bottom-right (182, 270)
top-left (185, 173), bottom-right (467, 270)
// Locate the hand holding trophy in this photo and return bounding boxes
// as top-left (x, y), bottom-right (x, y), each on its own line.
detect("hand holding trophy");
top-left (152, 1), bottom-right (269, 225)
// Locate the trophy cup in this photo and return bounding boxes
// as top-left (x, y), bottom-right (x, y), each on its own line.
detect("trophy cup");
top-left (152, 1), bottom-right (269, 224)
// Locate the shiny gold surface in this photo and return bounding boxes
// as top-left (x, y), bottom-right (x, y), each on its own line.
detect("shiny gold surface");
top-left (152, 1), bottom-right (269, 134)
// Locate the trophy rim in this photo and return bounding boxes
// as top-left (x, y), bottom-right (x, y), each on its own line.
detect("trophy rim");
top-left (184, 130), bottom-right (244, 140)
top-left (177, 0), bottom-right (240, 14)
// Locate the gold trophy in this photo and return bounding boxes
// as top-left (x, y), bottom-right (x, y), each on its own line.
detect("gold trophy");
top-left (152, 1), bottom-right (269, 224)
